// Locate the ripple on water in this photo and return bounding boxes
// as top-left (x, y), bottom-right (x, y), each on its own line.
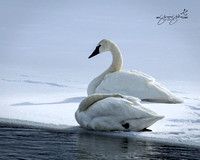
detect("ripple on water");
top-left (0, 127), bottom-right (200, 160)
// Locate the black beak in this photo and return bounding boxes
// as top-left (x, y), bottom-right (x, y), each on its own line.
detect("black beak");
top-left (88, 45), bottom-right (101, 59)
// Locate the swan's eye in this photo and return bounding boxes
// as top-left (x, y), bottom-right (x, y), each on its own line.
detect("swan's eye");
top-left (122, 123), bottom-right (129, 129)
top-left (96, 45), bottom-right (101, 50)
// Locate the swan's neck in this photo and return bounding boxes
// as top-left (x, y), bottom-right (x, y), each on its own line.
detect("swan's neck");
top-left (110, 44), bottom-right (123, 72)
top-left (87, 43), bottom-right (123, 95)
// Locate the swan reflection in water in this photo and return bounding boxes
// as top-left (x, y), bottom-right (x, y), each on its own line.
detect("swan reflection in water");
top-left (75, 132), bottom-right (200, 160)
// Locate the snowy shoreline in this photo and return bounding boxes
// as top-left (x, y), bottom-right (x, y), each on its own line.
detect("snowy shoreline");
top-left (1, 69), bottom-right (200, 149)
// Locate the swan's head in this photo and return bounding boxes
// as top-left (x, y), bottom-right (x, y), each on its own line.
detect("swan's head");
top-left (88, 39), bottom-right (113, 59)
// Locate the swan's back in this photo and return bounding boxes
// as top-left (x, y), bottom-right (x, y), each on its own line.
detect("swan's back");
top-left (95, 70), bottom-right (183, 103)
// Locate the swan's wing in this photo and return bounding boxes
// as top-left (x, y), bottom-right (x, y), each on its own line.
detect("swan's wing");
top-left (128, 70), bottom-right (155, 82)
top-left (96, 70), bottom-right (156, 98)
top-left (96, 70), bottom-right (183, 103)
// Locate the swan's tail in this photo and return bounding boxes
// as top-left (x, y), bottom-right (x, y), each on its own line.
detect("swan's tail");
top-left (167, 96), bottom-right (183, 103)
top-left (125, 115), bottom-right (164, 131)
top-left (144, 81), bottom-right (184, 103)
top-left (142, 97), bottom-right (183, 103)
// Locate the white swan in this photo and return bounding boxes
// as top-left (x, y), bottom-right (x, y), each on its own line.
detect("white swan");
top-left (87, 39), bottom-right (183, 103)
top-left (75, 93), bottom-right (164, 131)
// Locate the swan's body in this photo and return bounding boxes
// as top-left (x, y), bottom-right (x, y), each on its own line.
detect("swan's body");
top-left (87, 39), bottom-right (183, 103)
top-left (75, 94), bottom-right (164, 131)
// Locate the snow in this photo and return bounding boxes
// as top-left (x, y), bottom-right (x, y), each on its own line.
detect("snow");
top-left (0, 0), bottom-right (200, 147)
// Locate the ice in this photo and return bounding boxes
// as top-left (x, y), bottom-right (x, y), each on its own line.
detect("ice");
top-left (0, 0), bottom-right (200, 147)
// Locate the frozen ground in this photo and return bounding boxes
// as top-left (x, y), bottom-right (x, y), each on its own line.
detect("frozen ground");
top-left (0, 0), bottom-right (200, 148)
top-left (1, 71), bottom-right (200, 147)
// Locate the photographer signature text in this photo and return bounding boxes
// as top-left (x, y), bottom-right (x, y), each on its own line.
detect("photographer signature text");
top-left (156, 9), bottom-right (188, 25)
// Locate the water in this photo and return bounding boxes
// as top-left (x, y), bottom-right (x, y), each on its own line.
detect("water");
top-left (0, 126), bottom-right (200, 160)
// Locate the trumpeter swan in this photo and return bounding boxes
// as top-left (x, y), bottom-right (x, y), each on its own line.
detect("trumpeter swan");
top-left (87, 39), bottom-right (183, 103)
top-left (75, 93), bottom-right (164, 131)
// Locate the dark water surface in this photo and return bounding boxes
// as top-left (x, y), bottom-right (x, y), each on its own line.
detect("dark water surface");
top-left (0, 126), bottom-right (200, 160)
